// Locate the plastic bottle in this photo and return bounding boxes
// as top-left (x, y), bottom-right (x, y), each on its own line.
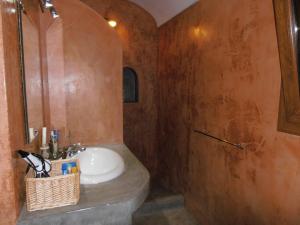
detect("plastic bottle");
top-left (71, 162), bottom-right (78, 173)
top-left (61, 163), bottom-right (68, 175)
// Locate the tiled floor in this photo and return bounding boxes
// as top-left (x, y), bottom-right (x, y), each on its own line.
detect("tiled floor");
top-left (133, 184), bottom-right (199, 225)
top-left (133, 207), bottom-right (199, 225)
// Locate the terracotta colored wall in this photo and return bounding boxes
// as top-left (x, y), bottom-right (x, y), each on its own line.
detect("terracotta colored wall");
top-left (158, 0), bottom-right (300, 224)
top-left (0, 0), bottom-right (122, 223)
top-left (0, 3), bottom-right (17, 224)
top-left (157, 4), bottom-right (197, 192)
top-left (38, 0), bottom-right (123, 145)
top-left (81, 0), bottom-right (159, 177)
top-left (0, 1), bottom-right (27, 224)
top-left (46, 19), bottom-right (66, 143)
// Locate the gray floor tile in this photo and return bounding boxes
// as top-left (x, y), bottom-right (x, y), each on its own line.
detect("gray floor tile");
top-left (133, 207), bottom-right (200, 225)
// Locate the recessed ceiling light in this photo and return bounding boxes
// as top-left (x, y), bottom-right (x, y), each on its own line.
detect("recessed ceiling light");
top-left (107, 19), bottom-right (117, 28)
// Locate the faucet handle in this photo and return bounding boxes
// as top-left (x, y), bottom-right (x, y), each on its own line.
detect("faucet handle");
top-left (70, 143), bottom-right (86, 151)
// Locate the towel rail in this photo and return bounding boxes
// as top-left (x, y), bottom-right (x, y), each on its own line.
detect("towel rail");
top-left (193, 129), bottom-right (244, 150)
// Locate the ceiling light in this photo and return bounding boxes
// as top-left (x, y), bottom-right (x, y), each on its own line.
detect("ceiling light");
top-left (42, 0), bottom-right (53, 9)
top-left (107, 19), bottom-right (117, 28)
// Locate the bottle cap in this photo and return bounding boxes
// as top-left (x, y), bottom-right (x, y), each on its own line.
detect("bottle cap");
top-left (71, 162), bottom-right (77, 167)
top-left (71, 167), bottom-right (78, 173)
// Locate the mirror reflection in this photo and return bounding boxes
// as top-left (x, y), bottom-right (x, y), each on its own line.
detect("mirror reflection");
top-left (21, 7), bottom-right (44, 143)
top-left (274, 0), bottom-right (300, 135)
top-left (18, 0), bottom-right (120, 147)
top-left (17, 1), bottom-right (44, 143)
top-left (18, 0), bottom-right (62, 144)
top-left (292, 0), bottom-right (300, 86)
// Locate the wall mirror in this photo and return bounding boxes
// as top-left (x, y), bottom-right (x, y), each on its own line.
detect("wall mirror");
top-left (17, 0), bottom-right (44, 144)
top-left (17, 0), bottom-right (123, 145)
top-left (274, 0), bottom-right (300, 135)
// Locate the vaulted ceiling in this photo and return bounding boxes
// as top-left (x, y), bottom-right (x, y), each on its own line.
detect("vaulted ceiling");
top-left (129, 0), bottom-right (198, 26)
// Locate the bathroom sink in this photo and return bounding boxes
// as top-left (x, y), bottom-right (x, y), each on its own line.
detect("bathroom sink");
top-left (77, 147), bottom-right (125, 184)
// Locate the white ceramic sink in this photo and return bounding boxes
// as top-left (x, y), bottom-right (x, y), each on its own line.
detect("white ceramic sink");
top-left (78, 147), bottom-right (125, 184)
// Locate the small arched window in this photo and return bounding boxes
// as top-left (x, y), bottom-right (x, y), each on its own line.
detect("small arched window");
top-left (123, 67), bottom-right (138, 103)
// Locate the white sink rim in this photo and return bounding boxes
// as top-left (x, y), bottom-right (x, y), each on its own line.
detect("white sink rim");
top-left (77, 147), bottom-right (125, 185)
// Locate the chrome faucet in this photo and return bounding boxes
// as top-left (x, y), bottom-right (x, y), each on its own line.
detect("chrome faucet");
top-left (64, 143), bottom-right (86, 158)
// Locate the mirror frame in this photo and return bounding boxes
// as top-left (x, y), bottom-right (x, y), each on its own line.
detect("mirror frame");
top-left (274, 0), bottom-right (300, 135)
top-left (17, 0), bottom-right (30, 144)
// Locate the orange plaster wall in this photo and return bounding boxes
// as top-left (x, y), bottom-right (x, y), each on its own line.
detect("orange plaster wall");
top-left (0, 0), bottom-right (123, 224)
top-left (158, 0), bottom-right (300, 224)
top-left (80, 0), bottom-right (159, 177)
top-left (37, 0), bottom-right (123, 145)
top-left (0, 1), bottom-right (27, 224)
top-left (0, 3), bottom-right (18, 224)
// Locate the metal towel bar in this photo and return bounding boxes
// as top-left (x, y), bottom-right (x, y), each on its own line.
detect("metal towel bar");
top-left (193, 129), bottom-right (244, 150)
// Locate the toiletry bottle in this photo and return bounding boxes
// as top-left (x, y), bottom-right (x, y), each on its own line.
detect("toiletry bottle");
top-left (62, 163), bottom-right (68, 175)
top-left (67, 163), bottom-right (72, 174)
top-left (71, 162), bottom-right (77, 173)
top-left (49, 130), bottom-right (59, 159)
top-left (52, 130), bottom-right (59, 159)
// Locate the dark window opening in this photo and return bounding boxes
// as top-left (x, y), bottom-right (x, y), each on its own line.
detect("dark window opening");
top-left (123, 67), bottom-right (138, 103)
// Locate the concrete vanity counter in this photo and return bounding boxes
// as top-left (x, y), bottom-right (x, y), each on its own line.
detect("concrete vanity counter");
top-left (17, 144), bottom-right (150, 225)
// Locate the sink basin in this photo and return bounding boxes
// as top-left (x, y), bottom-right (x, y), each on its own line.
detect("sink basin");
top-left (77, 147), bottom-right (125, 184)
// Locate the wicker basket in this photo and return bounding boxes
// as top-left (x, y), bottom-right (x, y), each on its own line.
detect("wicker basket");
top-left (25, 158), bottom-right (80, 211)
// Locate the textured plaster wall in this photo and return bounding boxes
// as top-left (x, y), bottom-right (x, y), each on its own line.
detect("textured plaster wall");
top-left (0, 3), bottom-right (17, 224)
top-left (0, 1), bottom-right (27, 224)
top-left (38, 0), bottom-right (123, 145)
top-left (81, 0), bottom-right (159, 177)
top-left (158, 0), bottom-right (300, 224)
top-left (0, 0), bottom-right (123, 223)
top-left (4, 0), bottom-right (297, 224)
